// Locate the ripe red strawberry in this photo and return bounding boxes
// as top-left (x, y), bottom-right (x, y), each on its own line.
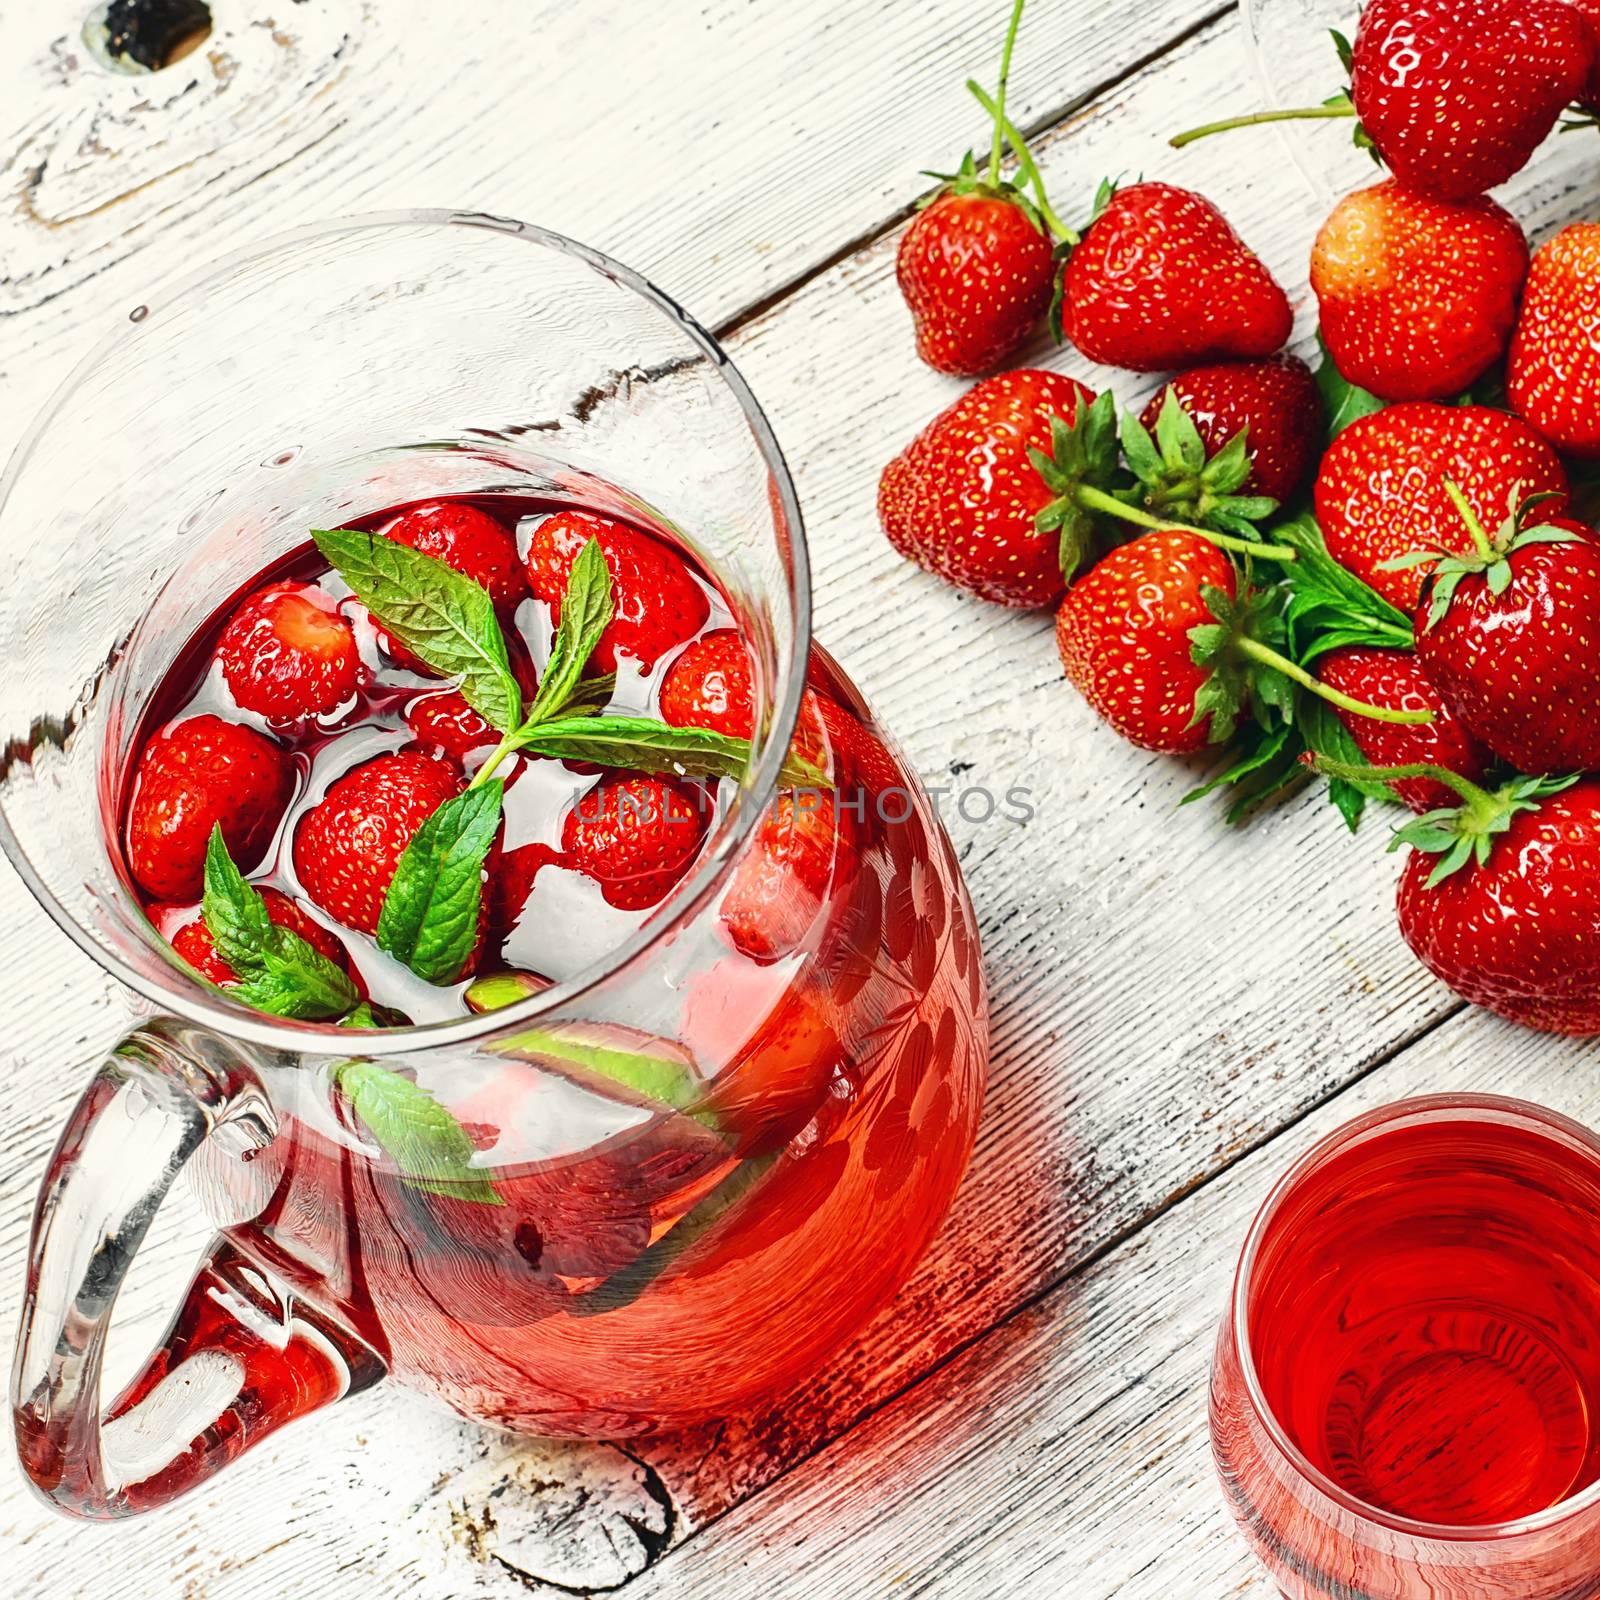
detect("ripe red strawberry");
top-left (898, 192), bottom-right (1056, 377)
top-left (1313, 404), bottom-right (1569, 611)
top-left (1174, 0), bottom-right (1595, 202)
top-left (1311, 181), bottom-right (1528, 403)
top-left (1348, 0), bottom-right (1593, 201)
top-left (877, 368), bottom-right (1095, 607)
top-left (1138, 355), bottom-right (1322, 505)
top-left (1409, 500), bottom-right (1600, 774)
top-left (385, 502), bottom-right (526, 611)
top-left (721, 791), bottom-right (859, 963)
top-left (293, 750), bottom-right (463, 934)
top-left (405, 691), bottom-right (502, 761)
top-left (1055, 531), bottom-right (1237, 753)
top-left (163, 890), bottom-right (351, 985)
top-left (218, 581), bottom-right (361, 721)
top-left (1060, 182), bottom-right (1292, 372)
top-left (1508, 223), bottom-right (1600, 459)
top-left (526, 510), bottom-right (709, 672)
top-left (1575, 0), bottom-right (1600, 107)
top-left (660, 630), bottom-right (755, 737)
top-left (562, 774), bottom-right (711, 911)
top-left (127, 715), bottom-right (293, 901)
top-left (1391, 774), bottom-right (1600, 1033)
top-left (1315, 647), bottom-right (1489, 811)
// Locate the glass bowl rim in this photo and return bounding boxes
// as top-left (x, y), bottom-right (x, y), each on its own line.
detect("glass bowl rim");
top-left (0, 207), bottom-right (812, 1058)
top-left (1229, 1089), bottom-right (1600, 1541)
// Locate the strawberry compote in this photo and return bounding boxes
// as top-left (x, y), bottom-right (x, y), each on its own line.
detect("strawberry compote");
top-left (118, 493), bottom-right (989, 1435)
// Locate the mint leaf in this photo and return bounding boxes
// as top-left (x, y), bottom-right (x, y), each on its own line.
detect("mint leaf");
top-left (497, 1024), bottom-right (711, 1118)
top-left (200, 827), bottom-right (360, 1020)
top-left (510, 714), bottom-right (824, 787)
top-left (1314, 335), bottom-right (1385, 442)
top-left (313, 527), bottom-right (522, 732)
top-left (377, 781), bottom-right (503, 985)
top-left (1297, 695), bottom-right (1396, 832)
top-left (526, 536), bottom-right (614, 724)
top-left (334, 1060), bottom-right (501, 1205)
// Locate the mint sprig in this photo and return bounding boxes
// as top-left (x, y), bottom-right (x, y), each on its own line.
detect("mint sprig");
top-left (333, 1058), bottom-right (501, 1206)
top-left (200, 827), bottom-right (360, 1019)
top-left (377, 780), bottom-right (504, 984)
top-left (313, 527), bottom-right (523, 732)
top-left (526, 536), bottom-right (614, 724)
top-left (507, 713), bottom-right (824, 787)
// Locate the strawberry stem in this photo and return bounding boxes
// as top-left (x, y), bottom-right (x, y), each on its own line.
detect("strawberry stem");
top-left (1441, 477), bottom-right (1495, 560)
top-left (988, 0), bottom-right (1027, 187)
top-left (1239, 642), bottom-right (1434, 726)
top-left (1169, 103), bottom-right (1358, 148)
top-left (1309, 754), bottom-right (1492, 807)
top-left (968, 81), bottom-right (1077, 243)
top-left (1073, 483), bottom-right (1299, 562)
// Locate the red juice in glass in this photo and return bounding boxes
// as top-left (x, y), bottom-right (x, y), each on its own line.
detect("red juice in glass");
top-left (1211, 1095), bottom-right (1600, 1600)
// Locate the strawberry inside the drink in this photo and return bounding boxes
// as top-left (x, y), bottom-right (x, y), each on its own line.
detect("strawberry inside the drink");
top-left (1245, 1115), bottom-right (1600, 1526)
top-left (118, 492), bottom-right (986, 1432)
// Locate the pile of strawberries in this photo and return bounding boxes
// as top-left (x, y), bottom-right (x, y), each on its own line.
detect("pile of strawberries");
top-left (880, 0), bottom-right (1600, 1035)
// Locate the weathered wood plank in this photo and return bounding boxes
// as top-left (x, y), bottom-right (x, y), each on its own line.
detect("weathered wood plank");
top-left (0, 0), bottom-right (1222, 462)
top-left (615, 1011), bottom-right (1600, 1599)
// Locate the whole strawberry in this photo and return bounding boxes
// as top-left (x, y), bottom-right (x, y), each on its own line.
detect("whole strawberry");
top-left (1381, 769), bottom-right (1600, 1033)
top-left (899, 189), bottom-right (1056, 377)
top-left (164, 890), bottom-right (352, 985)
top-left (527, 510), bottom-right (708, 672)
top-left (721, 790), bottom-right (858, 962)
top-left (1172, 0), bottom-right (1595, 201)
top-left (1349, 0), bottom-right (1593, 200)
top-left (1055, 531), bottom-right (1236, 753)
top-left (386, 501), bottom-right (526, 611)
top-left (1313, 403), bottom-right (1569, 611)
top-left (1311, 181), bottom-right (1528, 402)
top-left (1408, 496), bottom-right (1600, 774)
top-left (293, 750), bottom-right (463, 934)
top-left (219, 581), bottom-right (362, 721)
top-left (1137, 355), bottom-right (1323, 506)
top-left (562, 774), bottom-right (711, 911)
top-left (127, 715), bottom-right (293, 901)
top-left (1508, 223), bottom-right (1600, 458)
top-left (1315, 647), bottom-right (1489, 811)
top-left (877, 369), bottom-right (1096, 607)
top-left (1060, 182), bottom-right (1292, 372)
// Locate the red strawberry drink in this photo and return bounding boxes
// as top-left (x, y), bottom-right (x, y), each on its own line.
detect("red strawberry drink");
top-left (118, 493), bottom-right (989, 1435)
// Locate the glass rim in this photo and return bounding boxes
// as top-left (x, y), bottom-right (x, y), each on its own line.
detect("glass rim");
top-left (0, 208), bottom-right (812, 1059)
top-left (1231, 1090), bottom-right (1600, 1541)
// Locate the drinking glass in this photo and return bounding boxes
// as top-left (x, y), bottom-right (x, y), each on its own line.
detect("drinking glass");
top-left (1211, 1094), bottom-right (1600, 1599)
top-left (2, 212), bottom-right (989, 1520)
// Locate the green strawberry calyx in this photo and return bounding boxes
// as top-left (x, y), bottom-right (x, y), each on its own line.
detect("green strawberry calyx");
top-left (1310, 755), bottom-right (1581, 887)
top-left (1188, 586), bottom-right (1433, 747)
top-left (1029, 391), bottom-right (1300, 584)
top-left (1381, 481), bottom-right (1578, 632)
top-left (1120, 390), bottom-right (1280, 537)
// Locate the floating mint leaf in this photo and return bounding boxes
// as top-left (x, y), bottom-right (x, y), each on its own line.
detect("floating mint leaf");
top-left (342, 1000), bottom-right (412, 1030)
top-left (334, 1060), bottom-right (501, 1205)
top-left (377, 781), bottom-right (503, 985)
top-left (510, 714), bottom-right (824, 787)
top-left (526, 535), bottom-right (614, 725)
top-left (313, 527), bottom-right (522, 732)
top-left (199, 827), bottom-right (360, 1020)
top-left (496, 1023), bottom-right (711, 1118)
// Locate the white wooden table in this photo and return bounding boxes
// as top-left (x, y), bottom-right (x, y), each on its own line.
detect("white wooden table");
top-left (4, 2), bottom-right (1599, 1594)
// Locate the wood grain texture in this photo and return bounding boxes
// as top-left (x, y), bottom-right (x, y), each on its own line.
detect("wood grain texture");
top-left (0, 0), bottom-right (1221, 463)
top-left (5, 0), bottom-right (1600, 1594)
